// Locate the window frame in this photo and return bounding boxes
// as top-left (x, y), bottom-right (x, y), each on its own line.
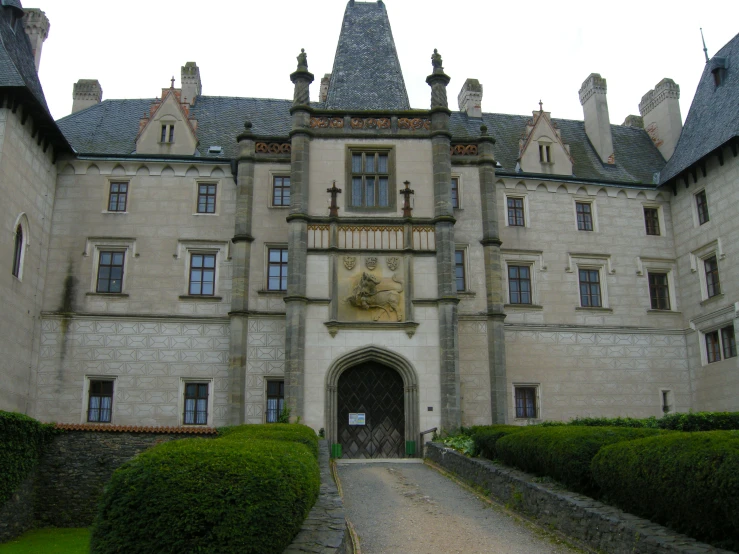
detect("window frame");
top-left (513, 384), bottom-right (540, 420)
top-left (704, 255), bottom-right (721, 299)
top-left (180, 379), bottom-right (213, 426)
top-left (345, 146), bottom-right (396, 212)
top-left (12, 223), bottom-right (23, 279)
top-left (721, 325), bottom-right (737, 360)
top-left (538, 142), bottom-right (552, 164)
top-left (572, 197), bottom-right (598, 232)
top-left (700, 324), bottom-right (737, 366)
top-left (95, 250), bottom-right (126, 294)
top-left (266, 246), bottom-right (289, 292)
top-left (507, 264), bottom-right (533, 305)
top-left (695, 189), bottom-right (710, 226)
top-left (451, 176), bottom-right (461, 209)
top-left (85, 238), bottom-right (135, 295)
top-left (188, 252), bottom-right (217, 297)
top-left (454, 247), bottom-right (468, 293)
top-left (265, 380), bottom-right (285, 423)
top-left (87, 379), bottom-right (114, 423)
top-left (578, 267), bottom-right (603, 308)
top-left (196, 182), bottom-right (218, 215)
top-left (647, 271), bottom-right (671, 311)
top-left (271, 174), bottom-right (291, 208)
top-left (575, 201), bottom-right (594, 232)
top-left (106, 181), bottom-right (129, 213)
top-left (160, 123), bottom-right (175, 144)
top-left (643, 206), bottom-right (661, 236)
top-left (506, 196), bottom-right (526, 227)
top-left (176, 240), bottom-right (228, 300)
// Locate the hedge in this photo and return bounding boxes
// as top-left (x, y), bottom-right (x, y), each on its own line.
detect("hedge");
top-left (566, 416), bottom-right (659, 428)
top-left (469, 425), bottom-right (528, 460)
top-left (592, 431), bottom-right (739, 551)
top-left (0, 411), bottom-right (58, 506)
top-left (657, 411), bottom-right (739, 431)
top-left (218, 423), bottom-right (319, 459)
top-left (90, 426), bottom-right (320, 554)
top-left (495, 426), bottom-right (664, 495)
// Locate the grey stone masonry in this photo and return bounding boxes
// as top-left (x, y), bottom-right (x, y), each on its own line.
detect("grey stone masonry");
top-left (426, 443), bottom-right (732, 554)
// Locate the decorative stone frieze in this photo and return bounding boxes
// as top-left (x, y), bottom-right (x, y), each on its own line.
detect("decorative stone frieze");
top-left (451, 144), bottom-right (478, 156)
top-left (255, 142), bottom-right (291, 154)
top-left (310, 117), bottom-right (344, 129)
top-left (350, 117), bottom-right (391, 129)
top-left (398, 117), bottom-right (431, 131)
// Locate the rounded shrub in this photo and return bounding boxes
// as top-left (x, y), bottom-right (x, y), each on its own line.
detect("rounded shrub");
top-left (218, 423), bottom-right (319, 458)
top-left (90, 435), bottom-right (320, 554)
top-left (469, 425), bottom-right (528, 460)
top-left (495, 425), bottom-right (664, 495)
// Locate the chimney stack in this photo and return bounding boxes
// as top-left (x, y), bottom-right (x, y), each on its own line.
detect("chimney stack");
top-left (579, 73), bottom-right (615, 164)
top-left (72, 79), bottom-right (103, 114)
top-left (639, 78), bottom-right (682, 160)
top-left (319, 74), bottom-right (331, 103)
top-left (22, 8), bottom-right (50, 71)
top-left (457, 78), bottom-right (483, 118)
top-left (181, 62), bottom-right (201, 105)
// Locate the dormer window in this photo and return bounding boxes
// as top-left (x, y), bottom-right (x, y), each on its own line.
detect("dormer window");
top-left (8, 9), bottom-right (18, 32)
top-left (160, 124), bottom-right (175, 143)
top-left (538, 143), bottom-right (552, 163)
top-left (709, 57), bottom-right (728, 88)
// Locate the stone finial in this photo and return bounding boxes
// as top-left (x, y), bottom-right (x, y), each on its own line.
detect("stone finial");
top-left (71, 79), bottom-right (103, 114)
top-left (578, 73), bottom-right (614, 165)
top-left (426, 49), bottom-right (451, 109)
top-left (431, 49), bottom-right (444, 73)
top-left (458, 78), bottom-right (483, 118)
top-left (638, 78), bottom-right (682, 160)
top-left (320, 74), bottom-right (331, 103)
top-left (480, 124), bottom-right (488, 136)
top-left (290, 50), bottom-right (314, 107)
top-left (622, 115), bottom-right (644, 128)
top-left (181, 62), bottom-right (202, 106)
top-left (297, 48), bottom-right (308, 71)
top-left (22, 8), bottom-right (50, 71)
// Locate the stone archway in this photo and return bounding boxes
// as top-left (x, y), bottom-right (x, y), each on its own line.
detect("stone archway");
top-left (325, 346), bottom-right (419, 458)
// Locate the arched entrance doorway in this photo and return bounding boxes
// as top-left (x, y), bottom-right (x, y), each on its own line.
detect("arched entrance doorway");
top-left (325, 346), bottom-right (419, 459)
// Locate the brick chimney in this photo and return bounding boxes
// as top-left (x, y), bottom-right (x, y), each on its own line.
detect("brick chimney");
top-left (319, 74), bottom-right (331, 103)
top-left (579, 73), bottom-right (615, 164)
top-left (181, 62), bottom-right (201, 105)
top-left (457, 78), bottom-right (483, 118)
top-left (22, 8), bottom-right (49, 71)
top-left (72, 79), bottom-right (103, 114)
top-left (639, 78), bottom-right (682, 160)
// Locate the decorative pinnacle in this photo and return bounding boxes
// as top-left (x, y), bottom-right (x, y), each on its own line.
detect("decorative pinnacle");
top-left (431, 49), bottom-right (443, 73)
top-left (170, 76), bottom-right (175, 89)
top-left (244, 120), bottom-right (252, 130)
top-left (700, 28), bottom-right (709, 64)
top-left (297, 48), bottom-right (308, 70)
top-left (480, 125), bottom-right (488, 136)
top-left (539, 99), bottom-right (543, 112)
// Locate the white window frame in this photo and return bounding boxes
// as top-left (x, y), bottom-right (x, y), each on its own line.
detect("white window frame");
top-left (269, 171), bottom-right (291, 208)
top-left (451, 174), bottom-right (462, 209)
top-left (193, 180), bottom-right (220, 216)
top-left (636, 257), bottom-right (678, 312)
top-left (698, 323), bottom-right (737, 367)
top-left (176, 240), bottom-right (229, 298)
top-left (11, 213), bottom-right (29, 281)
top-left (572, 197), bottom-right (598, 232)
top-left (689, 239), bottom-right (724, 302)
top-left (103, 179), bottom-right (131, 214)
top-left (502, 250), bottom-right (545, 307)
top-left (512, 383), bottom-right (541, 421)
top-left (642, 203), bottom-right (665, 237)
top-left (84, 237), bottom-right (136, 294)
top-left (81, 375), bottom-right (117, 424)
top-left (503, 192), bottom-right (530, 228)
top-left (567, 253), bottom-right (613, 309)
top-left (264, 243), bottom-right (289, 293)
top-left (179, 378), bottom-right (214, 427)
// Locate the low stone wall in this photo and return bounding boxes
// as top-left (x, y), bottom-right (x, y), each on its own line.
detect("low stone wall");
top-left (426, 443), bottom-right (731, 554)
top-left (0, 473), bottom-right (36, 543)
top-left (284, 440), bottom-right (349, 554)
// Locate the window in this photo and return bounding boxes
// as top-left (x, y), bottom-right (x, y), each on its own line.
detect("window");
top-left (576, 202), bottom-right (593, 231)
top-left (451, 177), bottom-right (459, 209)
top-left (108, 182), bottom-right (128, 212)
top-left (704, 256), bottom-right (721, 298)
top-left (184, 382), bottom-right (208, 425)
top-left (12, 224), bottom-right (23, 278)
top-left (349, 150), bottom-right (391, 208)
top-left (722, 325), bottom-right (737, 360)
top-left (644, 207), bottom-right (660, 236)
top-left (197, 183), bottom-right (217, 214)
top-left (96, 251), bottom-right (125, 293)
top-left (266, 380), bottom-right (285, 423)
top-left (508, 265), bottom-right (531, 304)
top-left (515, 386), bottom-right (537, 418)
top-left (648, 272), bottom-right (671, 310)
top-left (661, 390), bottom-right (672, 414)
top-left (189, 253), bottom-right (216, 296)
top-left (696, 190), bottom-right (709, 225)
top-left (704, 325), bottom-right (736, 364)
top-left (267, 248), bottom-right (288, 291)
top-left (455, 250), bottom-right (466, 292)
top-left (272, 176), bottom-right (290, 207)
top-left (87, 380), bottom-right (113, 423)
top-left (706, 330), bottom-right (721, 364)
top-left (538, 143), bottom-right (551, 163)
top-left (161, 124), bottom-right (175, 143)
top-left (578, 269), bottom-right (601, 307)
top-left (507, 197), bottom-right (525, 226)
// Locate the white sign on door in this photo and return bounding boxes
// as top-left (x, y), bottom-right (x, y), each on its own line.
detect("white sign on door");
top-left (349, 413), bottom-right (366, 425)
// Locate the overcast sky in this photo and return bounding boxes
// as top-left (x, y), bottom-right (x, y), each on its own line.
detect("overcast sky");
top-left (37, 1), bottom-right (737, 126)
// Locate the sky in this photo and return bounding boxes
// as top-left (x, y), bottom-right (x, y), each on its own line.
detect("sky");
top-left (36, 1), bottom-right (738, 125)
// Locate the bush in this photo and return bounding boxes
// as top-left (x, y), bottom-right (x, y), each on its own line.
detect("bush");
top-left (657, 411), bottom-right (739, 431)
top-left (218, 423), bottom-right (319, 459)
top-left (592, 431), bottom-right (739, 551)
top-left (469, 425), bottom-right (528, 460)
top-left (0, 411), bottom-right (58, 505)
top-left (567, 416), bottom-right (659, 428)
top-left (91, 426), bottom-right (320, 554)
top-left (495, 426), bottom-right (664, 495)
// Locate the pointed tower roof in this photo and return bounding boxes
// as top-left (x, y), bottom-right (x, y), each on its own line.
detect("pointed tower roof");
top-left (325, 1), bottom-right (410, 111)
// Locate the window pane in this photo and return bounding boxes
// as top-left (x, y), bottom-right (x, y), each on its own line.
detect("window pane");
top-left (190, 282), bottom-right (201, 295)
top-left (100, 252), bottom-right (111, 265)
top-left (378, 178), bottom-right (388, 207)
top-left (192, 255), bottom-right (203, 268)
top-left (378, 154), bottom-right (388, 173)
top-left (352, 154), bottom-right (362, 173)
top-left (365, 154), bottom-right (375, 173)
top-left (365, 178), bottom-right (375, 207)
top-left (203, 255), bottom-right (215, 269)
top-left (352, 178), bottom-right (363, 207)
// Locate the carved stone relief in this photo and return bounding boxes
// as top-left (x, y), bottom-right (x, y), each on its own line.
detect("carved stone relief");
top-left (343, 256), bottom-right (356, 270)
top-left (386, 256), bottom-right (400, 271)
top-left (338, 256), bottom-right (405, 323)
top-left (365, 256), bottom-right (377, 270)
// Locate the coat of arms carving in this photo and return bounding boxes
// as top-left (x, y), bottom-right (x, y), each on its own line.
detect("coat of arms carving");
top-left (345, 272), bottom-right (404, 321)
top-left (365, 256), bottom-right (378, 270)
top-left (343, 256), bottom-right (356, 270)
top-left (386, 256), bottom-right (400, 271)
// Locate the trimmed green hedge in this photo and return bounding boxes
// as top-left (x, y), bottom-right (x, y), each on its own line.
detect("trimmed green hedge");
top-left (592, 431), bottom-right (739, 551)
top-left (218, 423), bottom-right (319, 459)
top-left (658, 411), bottom-right (739, 431)
top-left (496, 426), bottom-right (664, 494)
top-left (567, 416), bottom-right (659, 428)
top-left (0, 411), bottom-right (58, 506)
top-left (469, 425), bottom-right (528, 460)
top-left (91, 426), bottom-right (320, 554)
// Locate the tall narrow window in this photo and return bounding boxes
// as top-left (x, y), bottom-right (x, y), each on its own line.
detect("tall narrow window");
top-left (644, 208), bottom-right (660, 236)
top-left (578, 269), bottom-right (601, 307)
top-left (267, 248), bottom-right (288, 291)
top-left (696, 190), bottom-right (709, 225)
top-left (508, 265), bottom-right (531, 304)
top-left (266, 380), bottom-right (285, 423)
top-left (451, 177), bottom-right (459, 209)
top-left (197, 184), bottom-right (217, 213)
top-left (721, 325), bottom-right (737, 359)
top-left (184, 383), bottom-right (208, 425)
top-left (648, 272), bottom-right (670, 310)
top-left (706, 331), bottom-right (721, 364)
top-left (507, 197), bottom-right (525, 226)
top-left (272, 176), bottom-right (291, 207)
top-left (108, 183), bottom-right (128, 212)
top-left (189, 253), bottom-right (216, 296)
top-left (87, 380), bottom-right (113, 423)
top-left (96, 251), bottom-right (125, 293)
top-left (515, 387), bottom-right (537, 418)
top-left (454, 250), bottom-right (466, 292)
top-left (704, 256), bottom-right (721, 298)
top-left (12, 225), bottom-right (23, 278)
top-left (576, 202), bottom-right (593, 231)
top-left (161, 124), bottom-right (175, 143)
top-left (538, 144), bottom-right (551, 163)
top-left (350, 151), bottom-right (390, 208)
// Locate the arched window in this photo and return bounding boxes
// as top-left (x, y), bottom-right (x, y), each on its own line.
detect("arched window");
top-left (12, 224), bottom-right (23, 278)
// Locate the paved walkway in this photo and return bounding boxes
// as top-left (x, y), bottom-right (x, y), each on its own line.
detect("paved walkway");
top-left (336, 461), bottom-right (583, 554)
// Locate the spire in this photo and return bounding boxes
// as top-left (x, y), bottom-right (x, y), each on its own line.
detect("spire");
top-left (324, 1), bottom-right (410, 110)
top-left (700, 27), bottom-right (709, 63)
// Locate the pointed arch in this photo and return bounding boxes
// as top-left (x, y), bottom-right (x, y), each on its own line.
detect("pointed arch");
top-left (161, 166), bottom-right (175, 177)
top-left (86, 164), bottom-right (100, 175)
top-left (60, 163), bottom-right (75, 175)
top-left (210, 167), bottom-right (225, 178)
top-left (136, 165), bottom-right (150, 176)
top-left (112, 164), bottom-right (126, 176)
top-left (11, 213), bottom-right (29, 280)
top-left (185, 166), bottom-right (199, 177)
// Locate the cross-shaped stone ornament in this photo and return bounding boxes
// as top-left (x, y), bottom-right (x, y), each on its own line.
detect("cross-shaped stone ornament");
top-left (400, 180), bottom-right (414, 218)
top-left (327, 180), bottom-right (342, 217)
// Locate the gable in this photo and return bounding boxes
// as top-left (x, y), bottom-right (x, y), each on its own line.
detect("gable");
top-left (135, 89), bottom-right (198, 156)
top-left (518, 108), bottom-right (573, 176)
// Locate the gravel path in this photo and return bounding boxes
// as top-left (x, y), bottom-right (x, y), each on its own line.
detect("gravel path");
top-left (337, 461), bottom-right (582, 554)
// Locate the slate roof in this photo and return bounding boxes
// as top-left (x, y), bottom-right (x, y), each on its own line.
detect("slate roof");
top-left (660, 33), bottom-right (739, 184)
top-left (324, 0), bottom-right (410, 111)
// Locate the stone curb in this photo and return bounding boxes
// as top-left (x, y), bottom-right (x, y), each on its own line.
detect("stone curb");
top-left (426, 443), bottom-right (732, 554)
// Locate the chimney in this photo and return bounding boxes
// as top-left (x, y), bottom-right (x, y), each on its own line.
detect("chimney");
top-left (319, 74), bottom-right (331, 103)
top-left (457, 78), bottom-right (483, 118)
top-left (22, 8), bottom-right (50, 71)
top-left (72, 79), bottom-right (103, 114)
top-left (579, 73), bottom-right (615, 164)
top-left (181, 62), bottom-right (201, 105)
top-left (639, 78), bottom-right (682, 160)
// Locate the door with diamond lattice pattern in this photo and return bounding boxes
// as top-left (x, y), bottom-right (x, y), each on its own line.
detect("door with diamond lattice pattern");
top-left (337, 362), bottom-right (405, 458)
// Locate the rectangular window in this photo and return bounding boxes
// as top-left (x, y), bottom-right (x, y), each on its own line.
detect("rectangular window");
top-left (704, 256), bottom-right (721, 298)
top-left (268, 248), bottom-right (288, 291)
top-left (507, 197), bottom-right (525, 226)
top-left (451, 177), bottom-right (459, 209)
top-left (189, 253), bottom-right (216, 296)
top-left (508, 265), bottom-right (532, 304)
top-left (696, 190), bottom-right (709, 225)
top-left (538, 144), bottom-right (551, 163)
top-left (515, 387), bottom-right (537, 418)
top-left (160, 124), bottom-right (175, 144)
top-left (576, 202), bottom-right (593, 231)
top-left (721, 325), bottom-right (737, 359)
top-left (455, 250), bottom-right (466, 292)
top-left (644, 207), bottom-right (660, 236)
top-left (197, 184), bottom-right (217, 214)
top-left (706, 330), bottom-right (721, 364)
top-left (87, 380), bottom-right (113, 423)
top-left (350, 151), bottom-right (390, 208)
top-left (96, 251), bottom-right (125, 293)
top-left (272, 176), bottom-right (291, 207)
top-left (266, 380), bottom-right (285, 423)
top-left (108, 183), bottom-right (128, 212)
top-left (184, 382), bottom-right (208, 425)
top-left (578, 269), bottom-right (601, 307)
top-left (648, 272), bottom-right (671, 310)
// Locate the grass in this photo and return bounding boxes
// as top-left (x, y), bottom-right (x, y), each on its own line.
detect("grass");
top-left (0, 528), bottom-right (90, 554)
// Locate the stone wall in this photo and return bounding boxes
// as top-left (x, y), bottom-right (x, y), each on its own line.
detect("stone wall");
top-left (0, 473), bottom-right (35, 542)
